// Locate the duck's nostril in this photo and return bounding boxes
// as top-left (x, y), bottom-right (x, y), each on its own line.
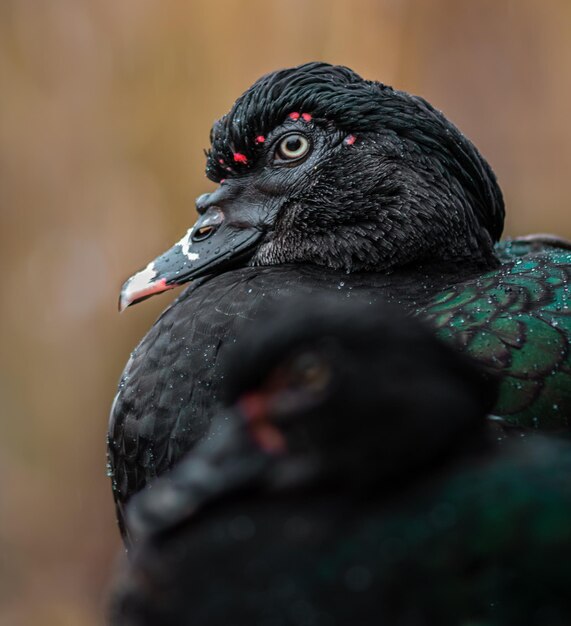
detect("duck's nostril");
top-left (192, 225), bottom-right (217, 242)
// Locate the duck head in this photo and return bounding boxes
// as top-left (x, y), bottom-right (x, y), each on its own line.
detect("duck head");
top-left (222, 297), bottom-right (497, 482)
top-left (120, 62), bottom-right (504, 310)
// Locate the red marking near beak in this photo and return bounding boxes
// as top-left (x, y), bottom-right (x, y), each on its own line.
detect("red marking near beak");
top-left (345, 134), bottom-right (356, 145)
top-left (138, 278), bottom-right (170, 297)
top-left (239, 392), bottom-right (286, 454)
top-left (233, 152), bottom-right (248, 164)
top-left (288, 112), bottom-right (300, 121)
top-left (255, 135), bottom-right (265, 143)
top-left (301, 113), bottom-right (312, 122)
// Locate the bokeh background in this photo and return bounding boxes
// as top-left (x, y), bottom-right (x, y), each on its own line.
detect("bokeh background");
top-left (1, 1), bottom-right (570, 623)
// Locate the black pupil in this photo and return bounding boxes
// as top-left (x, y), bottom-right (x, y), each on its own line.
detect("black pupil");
top-left (285, 137), bottom-right (302, 153)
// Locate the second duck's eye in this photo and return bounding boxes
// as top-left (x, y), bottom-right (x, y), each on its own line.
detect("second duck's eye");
top-left (287, 351), bottom-right (331, 393)
top-left (275, 133), bottom-right (311, 163)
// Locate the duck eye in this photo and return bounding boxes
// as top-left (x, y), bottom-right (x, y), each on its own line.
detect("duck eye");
top-left (288, 351), bottom-right (331, 392)
top-left (275, 133), bottom-right (311, 163)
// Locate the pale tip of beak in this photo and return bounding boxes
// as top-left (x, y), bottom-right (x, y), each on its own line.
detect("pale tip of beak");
top-left (118, 263), bottom-right (174, 312)
top-left (119, 277), bottom-right (175, 312)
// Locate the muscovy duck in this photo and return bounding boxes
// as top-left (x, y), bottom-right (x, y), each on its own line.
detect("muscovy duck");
top-left (108, 62), bottom-right (571, 533)
top-left (109, 298), bottom-right (571, 625)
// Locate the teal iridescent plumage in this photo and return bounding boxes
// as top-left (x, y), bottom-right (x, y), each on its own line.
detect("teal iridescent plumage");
top-left (422, 237), bottom-right (571, 430)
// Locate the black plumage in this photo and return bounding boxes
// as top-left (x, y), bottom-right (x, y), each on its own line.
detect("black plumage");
top-left (108, 62), bottom-right (571, 536)
top-left (109, 264), bottom-right (475, 532)
top-left (109, 299), bottom-right (571, 626)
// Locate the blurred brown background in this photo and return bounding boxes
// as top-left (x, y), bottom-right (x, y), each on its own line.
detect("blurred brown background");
top-left (1, 1), bottom-right (570, 623)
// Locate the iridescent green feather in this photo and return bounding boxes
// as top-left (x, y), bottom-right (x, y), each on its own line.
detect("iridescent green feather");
top-left (421, 240), bottom-right (571, 429)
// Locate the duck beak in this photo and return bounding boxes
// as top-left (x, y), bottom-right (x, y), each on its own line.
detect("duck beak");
top-left (119, 207), bottom-right (263, 311)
